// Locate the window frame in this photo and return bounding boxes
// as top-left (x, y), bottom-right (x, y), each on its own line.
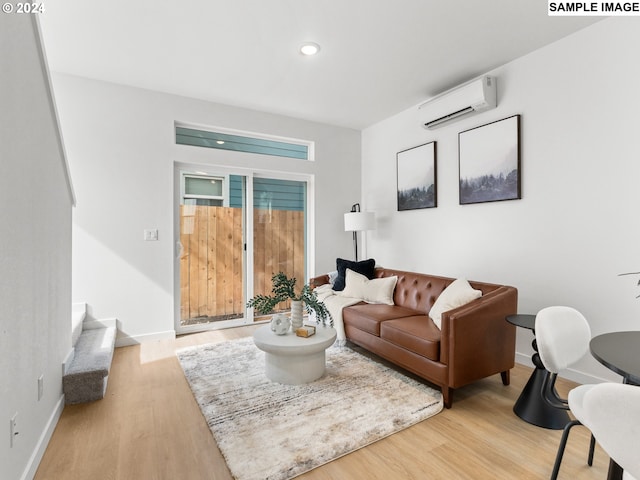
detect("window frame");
top-left (181, 173), bottom-right (230, 207)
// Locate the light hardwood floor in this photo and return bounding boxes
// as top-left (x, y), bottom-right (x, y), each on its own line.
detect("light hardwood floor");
top-left (35, 325), bottom-right (610, 479)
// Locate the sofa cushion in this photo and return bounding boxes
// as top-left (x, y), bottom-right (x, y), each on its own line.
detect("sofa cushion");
top-left (429, 278), bottom-right (482, 329)
top-left (333, 258), bottom-right (376, 291)
top-left (380, 316), bottom-right (441, 361)
top-left (343, 304), bottom-right (419, 336)
top-left (374, 269), bottom-right (452, 313)
top-left (339, 269), bottom-right (397, 305)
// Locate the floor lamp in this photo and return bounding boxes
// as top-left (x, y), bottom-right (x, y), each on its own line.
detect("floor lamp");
top-left (344, 203), bottom-right (375, 261)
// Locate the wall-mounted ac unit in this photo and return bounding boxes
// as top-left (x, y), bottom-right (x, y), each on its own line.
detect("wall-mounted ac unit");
top-left (418, 76), bottom-right (497, 129)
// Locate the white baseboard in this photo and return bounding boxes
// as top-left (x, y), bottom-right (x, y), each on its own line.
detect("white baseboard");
top-left (115, 329), bottom-right (176, 347)
top-left (515, 352), bottom-right (613, 385)
top-left (83, 317), bottom-right (118, 330)
top-left (21, 394), bottom-right (65, 480)
top-left (514, 352), bottom-right (534, 369)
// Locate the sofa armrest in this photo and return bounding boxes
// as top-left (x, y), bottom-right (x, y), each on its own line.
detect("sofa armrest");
top-left (440, 286), bottom-right (518, 387)
top-left (309, 274), bottom-right (330, 289)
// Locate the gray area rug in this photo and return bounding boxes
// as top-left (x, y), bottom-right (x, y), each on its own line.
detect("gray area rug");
top-left (177, 337), bottom-right (443, 480)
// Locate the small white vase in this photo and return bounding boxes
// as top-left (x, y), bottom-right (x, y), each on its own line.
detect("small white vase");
top-left (270, 313), bottom-right (291, 335)
top-left (290, 300), bottom-right (303, 330)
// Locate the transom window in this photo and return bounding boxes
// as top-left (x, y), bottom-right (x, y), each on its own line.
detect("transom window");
top-left (176, 126), bottom-right (310, 160)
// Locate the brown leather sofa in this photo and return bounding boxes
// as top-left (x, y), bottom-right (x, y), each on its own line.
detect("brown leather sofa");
top-left (310, 268), bottom-right (518, 408)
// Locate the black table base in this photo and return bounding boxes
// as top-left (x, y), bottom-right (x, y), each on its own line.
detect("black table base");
top-left (506, 315), bottom-right (571, 430)
top-left (513, 357), bottom-right (570, 430)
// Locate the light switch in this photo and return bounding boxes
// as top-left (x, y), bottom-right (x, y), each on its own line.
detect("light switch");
top-left (144, 229), bottom-right (158, 241)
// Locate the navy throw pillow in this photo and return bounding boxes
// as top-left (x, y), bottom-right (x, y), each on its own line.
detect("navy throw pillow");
top-left (333, 258), bottom-right (376, 291)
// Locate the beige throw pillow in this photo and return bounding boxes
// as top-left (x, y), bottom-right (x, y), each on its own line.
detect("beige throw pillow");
top-left (429, 278), bottom-right (482, 329)
top-left (339, 269), bottom-right (397, 305)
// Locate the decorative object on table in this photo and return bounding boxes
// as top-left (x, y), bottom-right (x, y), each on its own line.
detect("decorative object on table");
top-left (176, 337), bottom-right (443, 480)
top-left (270, 313), bottom-right (290, 335)
top-left (344, 203), bottom-right (375, 261)
top-left (295, 325), bottom-right (316, 337)
top-left (459, 114), bottom-right (521, 205)
top-left (397, 141), bottom-right (437, 211)
top-left (247, 272), bottom-right (333, 327)
top-left (290, 299), bottom-right (303, 330)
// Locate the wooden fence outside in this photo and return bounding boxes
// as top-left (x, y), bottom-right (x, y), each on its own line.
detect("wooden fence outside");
top-left (180, 205), bottom-right (305, 322)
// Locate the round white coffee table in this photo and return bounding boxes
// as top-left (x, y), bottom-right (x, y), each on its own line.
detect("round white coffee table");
top-left (253, 324), bottom-right (337, 385)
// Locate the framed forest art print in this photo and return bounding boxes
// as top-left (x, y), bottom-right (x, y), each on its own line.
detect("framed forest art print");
top-left (397, 141), bottom-right (437, 211)
top-left (458, 115), bottom-right (521, 205)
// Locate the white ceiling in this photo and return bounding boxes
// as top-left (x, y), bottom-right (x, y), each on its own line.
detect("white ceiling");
top-left (38, 0), bottom-right (602, 130)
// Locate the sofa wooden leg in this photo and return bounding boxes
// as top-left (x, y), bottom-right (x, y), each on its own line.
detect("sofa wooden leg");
top-left (501, 370), bottom-right (510, 386)
top-left (442, 387), bottom-right (453, 408)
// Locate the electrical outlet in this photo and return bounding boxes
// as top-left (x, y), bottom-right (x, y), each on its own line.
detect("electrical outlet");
top-left (38, 374), bottom-right (44, 401)
top-left (9, 413), bottom-right (18, 448)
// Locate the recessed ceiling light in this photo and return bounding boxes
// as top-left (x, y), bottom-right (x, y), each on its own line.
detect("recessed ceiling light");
top-left (300, 42), bottom-right (320, 56)
top-left (216, 140), bottom-right (225, 144)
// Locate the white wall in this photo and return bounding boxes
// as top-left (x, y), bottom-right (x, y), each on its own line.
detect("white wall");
top-left (51, 74), bottom-right (361, 344)
top-left (0, 16), bottom-right (74, 480)
top-left (362, 17), bottom-right (640, 384)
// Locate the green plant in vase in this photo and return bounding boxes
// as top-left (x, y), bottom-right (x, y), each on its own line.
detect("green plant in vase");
top-left (247, 272), bottom-right (333, 328)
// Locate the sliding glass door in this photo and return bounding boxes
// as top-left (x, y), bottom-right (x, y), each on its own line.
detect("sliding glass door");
top-left (175, 168), bottom-right (309, 333)
top-left (252, 178), bottom-right (307, 319)
top-left (178, 173), bottom-right (246, 331)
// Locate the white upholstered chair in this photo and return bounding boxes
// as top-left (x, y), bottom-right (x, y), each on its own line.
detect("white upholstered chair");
top-left (584, 383), bottom-right (640, 480)
top-left (535, 306), bottom-right (596, 480)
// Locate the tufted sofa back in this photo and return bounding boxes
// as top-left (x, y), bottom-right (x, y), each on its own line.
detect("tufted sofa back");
top-left (374, 268), bottom-right (500, 314)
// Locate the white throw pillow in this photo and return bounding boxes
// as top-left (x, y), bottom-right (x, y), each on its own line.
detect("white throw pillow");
top-left (429, 278), bottom-right (482, 329)
top-left (339, 269), bottom-right (397, 305)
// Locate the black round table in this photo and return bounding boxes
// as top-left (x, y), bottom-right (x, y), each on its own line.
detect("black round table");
top-left (506, 314), bottom-right (570, 430)
top-left (590, 331), bottom-right (640, 480)
top-left (590, 331), bottom-right (640, 385)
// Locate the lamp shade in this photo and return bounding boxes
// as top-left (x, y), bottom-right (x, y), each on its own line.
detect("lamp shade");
top-left (344, 211), bottom-right (375, 232)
